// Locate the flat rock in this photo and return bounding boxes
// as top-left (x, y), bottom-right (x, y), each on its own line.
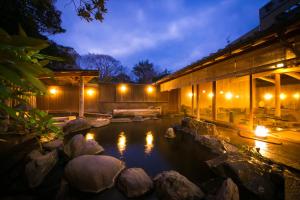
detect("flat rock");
top-left (64, 134), bottom-right (104, 158)
top-left (216, 178), bottom-right (239, 200)
top-left (65, 155), bottom-right (125, 193)
top-left (25, 150), bottom-right (58, 188)
top-left (88, 118), bottom-right (110, 128)
top-left (63, 118), bottom-right (91, 135)
top-left (154, 170), bottom-right (204, 200)
top-left (117, 168), bottom-right (153, 198)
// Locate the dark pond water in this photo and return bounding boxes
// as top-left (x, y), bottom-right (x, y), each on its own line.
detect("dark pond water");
top-left (83, 117), bottom-right (217, 185)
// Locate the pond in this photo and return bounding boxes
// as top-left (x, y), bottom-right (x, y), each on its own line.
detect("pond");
top-left (82, 117), bottom-right (217, 185)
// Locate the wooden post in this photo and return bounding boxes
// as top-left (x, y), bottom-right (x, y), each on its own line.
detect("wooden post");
top-left (191, 85), bottom-right (194, 116)
top-left (275, 73), bottom-right (281, 117)
top-left (79, 76), bottom-right (85, 118)
top-left (212, 81), bottom-right (217, 120)
top-left (196, 84), bottom-right (200, 120)
top-left (249, 75), bottom-right (255, 130)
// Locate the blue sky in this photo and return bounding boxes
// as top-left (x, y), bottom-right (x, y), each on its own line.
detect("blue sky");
top-left (50, 0), bottom-right (269, 72)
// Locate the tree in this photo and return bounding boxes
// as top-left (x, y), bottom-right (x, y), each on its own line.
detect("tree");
top-left (78, 54), bottom-right (128, 82)
top-left (112, 73), bottom-right (132, 83)
top-left (132, 60), bottom-right (157, 83)
top-left (152, 68), bottom-right (171, 82)
top-left (43, 42), bottom-right (80, 70)
top-left (0, 0), bottom-right (107, 38)
top-left (0, 28), bottom-right (63, 150)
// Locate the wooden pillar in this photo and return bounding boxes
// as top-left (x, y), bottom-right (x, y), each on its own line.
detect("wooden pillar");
top-left (249, 75), bottom-right (255, 130)
top-left (191, 85), bottom-right (194, 116)
top-left (275, 73), bottom-right (281, 117)
top-left (212, 81), bottom-right (217, 120)
top-left (196, 84), bottom-right (200, 120)
top-left (79, 76), bottom-right (85, 118)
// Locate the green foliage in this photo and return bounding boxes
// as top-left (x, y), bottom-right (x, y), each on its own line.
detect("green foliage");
top-left (17, 109), bottom-right (63, 139)
top-left (0, 28), bottom-right (63, 148)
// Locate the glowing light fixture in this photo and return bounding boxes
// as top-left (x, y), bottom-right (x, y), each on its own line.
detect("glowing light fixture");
top-left (254, 125), bottom-right (269, 138)
top-left (120, 84), bottom-right (127, 93)
top-left (147, 86), bottom-right (154, 94)
top-left (225, 92), bottom-right (233, 100)
top-left (208, 92), bottom-right (214, 98)
top-left (235, 95), bottom-right (240, 99)
top-left (145, 131), bottom-right (154, 154)
top-left (49, 88), bottom-right (57, 95)
top-left (293, 93), bottom-right (300, 100)
top-left (220, 90), bottom-right (224, 94)
top-left (86, 88), bottom-right (95, 96)
top-left (276, 63), bottom-right (284, 68)
top-left (264, 93), bottom-right (273, 100)
top-left (280, 93), bottom-right (286, 100)
top-left (202, 90), bottom-right (206, 93)
top-left (85, 132), bottom-right (95, 140)
top-left (188, 92), bottom-right (193, 98)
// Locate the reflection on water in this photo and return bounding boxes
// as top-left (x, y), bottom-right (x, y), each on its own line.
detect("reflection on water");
top-left (117, 132), bottom-right (127, 155)
top-left (85, 132), bottom-right (95, 140)
top-left (145, 131), bottom-right (154, 154)
top-left (255, 140), bottom-right (267, 155)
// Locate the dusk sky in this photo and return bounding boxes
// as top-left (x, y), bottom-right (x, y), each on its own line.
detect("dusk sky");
top-left (50, 0), bottom-right (269, 72)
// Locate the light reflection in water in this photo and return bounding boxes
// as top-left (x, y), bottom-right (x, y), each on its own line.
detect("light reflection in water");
top-left (85, 132), bottom-right (95, 140)
top-left (255, 140), bottom-right (267, 155)
top-left (145, 131), bottom-right (154, 154)
top-left (118, 132), bottom-right (127, 155)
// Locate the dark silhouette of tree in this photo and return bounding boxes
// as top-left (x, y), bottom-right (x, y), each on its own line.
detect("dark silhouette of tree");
top-left (78, 54), bottom-right (129, 82)
top-left (132, 60), bottom-right (157, 83)
top-left (112, 73), bottom-right (132, 83)
top-left (152, 68), bottom-right (171, 82)
top-left (0, 0), bottom-right (107, 38)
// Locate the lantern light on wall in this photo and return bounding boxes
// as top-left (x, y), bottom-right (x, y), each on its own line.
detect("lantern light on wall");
top-left (49, 87), bottom-right (57, 95)
top-left (264, 93), bottom-right (273, 100)
top-left (119, 84), bottom-right (127, 93)
top-left (219, 90), bottom-right (224, 94)
top-left (225, 92), bottom-right (233, 100)
top-left (280, 93), bottom-right (286, 100)
top-left (146, 85), bottom-right (154, 94)
top-left (188, 92), bottom-right (193, 98)
top-left (208, 92), bottom-right (214, 98)
top-left (86, 88), bottom-right (95, 96)
top-left (293, 93), bottom-right (300, 100)
top-left (202, 90), bottom-right (206, 93)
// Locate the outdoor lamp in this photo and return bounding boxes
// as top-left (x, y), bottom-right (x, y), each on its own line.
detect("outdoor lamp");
top-left (147, 86), bottom-right (154, 94)
top-left (49, 87), bottom-right (57, 95)
top-left (87, 88), bottom-right (95, 96)
top-left (120, 84), bottom-right (127, 93)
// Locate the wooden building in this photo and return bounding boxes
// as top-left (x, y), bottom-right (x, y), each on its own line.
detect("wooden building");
top-left (156, 1), bottom-right (300, 130)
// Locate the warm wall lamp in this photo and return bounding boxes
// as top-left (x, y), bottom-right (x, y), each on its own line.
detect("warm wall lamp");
top-left (49, 87), bottom-right (57, 95)
top-left (86, 88), bottom-right (95, 96)
top-left (147, 85), bottom-right (154, 94)
top-left (120, 84), bottom-right (127, 93)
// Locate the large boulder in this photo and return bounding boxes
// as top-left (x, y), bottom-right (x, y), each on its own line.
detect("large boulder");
top-left (64, 134), bottom-right (104, 158)
top-left (216, 178), bottom-right (239, 200)
top-left (165, 127), bottom-right (176, 139)
top-left (43, 139), bottom-right (63, 151)
top-left (25, 150), bottom-right (58, 188)
top-left (182, 117), bottom-right (219, 136)
top-left (154, 170), bottom-right (204, 200)
top-left (117, 168), bottom-right (153, 198)
top-left (195, 134), bottom-right (225, 155)
top-left (64, 155), bottom-right (125, 193)
top-left (63, 118), bottom-right (91, 135)
top-left (206, 153), bottom-right (283, 200)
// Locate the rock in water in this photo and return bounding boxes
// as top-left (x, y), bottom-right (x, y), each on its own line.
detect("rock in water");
top-left (64, 134), bottom-right (104, 158)
top-left (154, 170), bottom-right (204, 200)
top-left (63, 118), bottom-right (91, 135)
top-left (216, 178), bottom-right (239, 200)
top-left (117, 168), bottom-right (153, 198)
top-left (195, 134), bottom-right (225, 155)
top-left (25, 150), bottom-right (58, 188)
top-left (165, 127), bottom-right (176, 138)
top-left (64, 155), bottom-right (125, 193)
